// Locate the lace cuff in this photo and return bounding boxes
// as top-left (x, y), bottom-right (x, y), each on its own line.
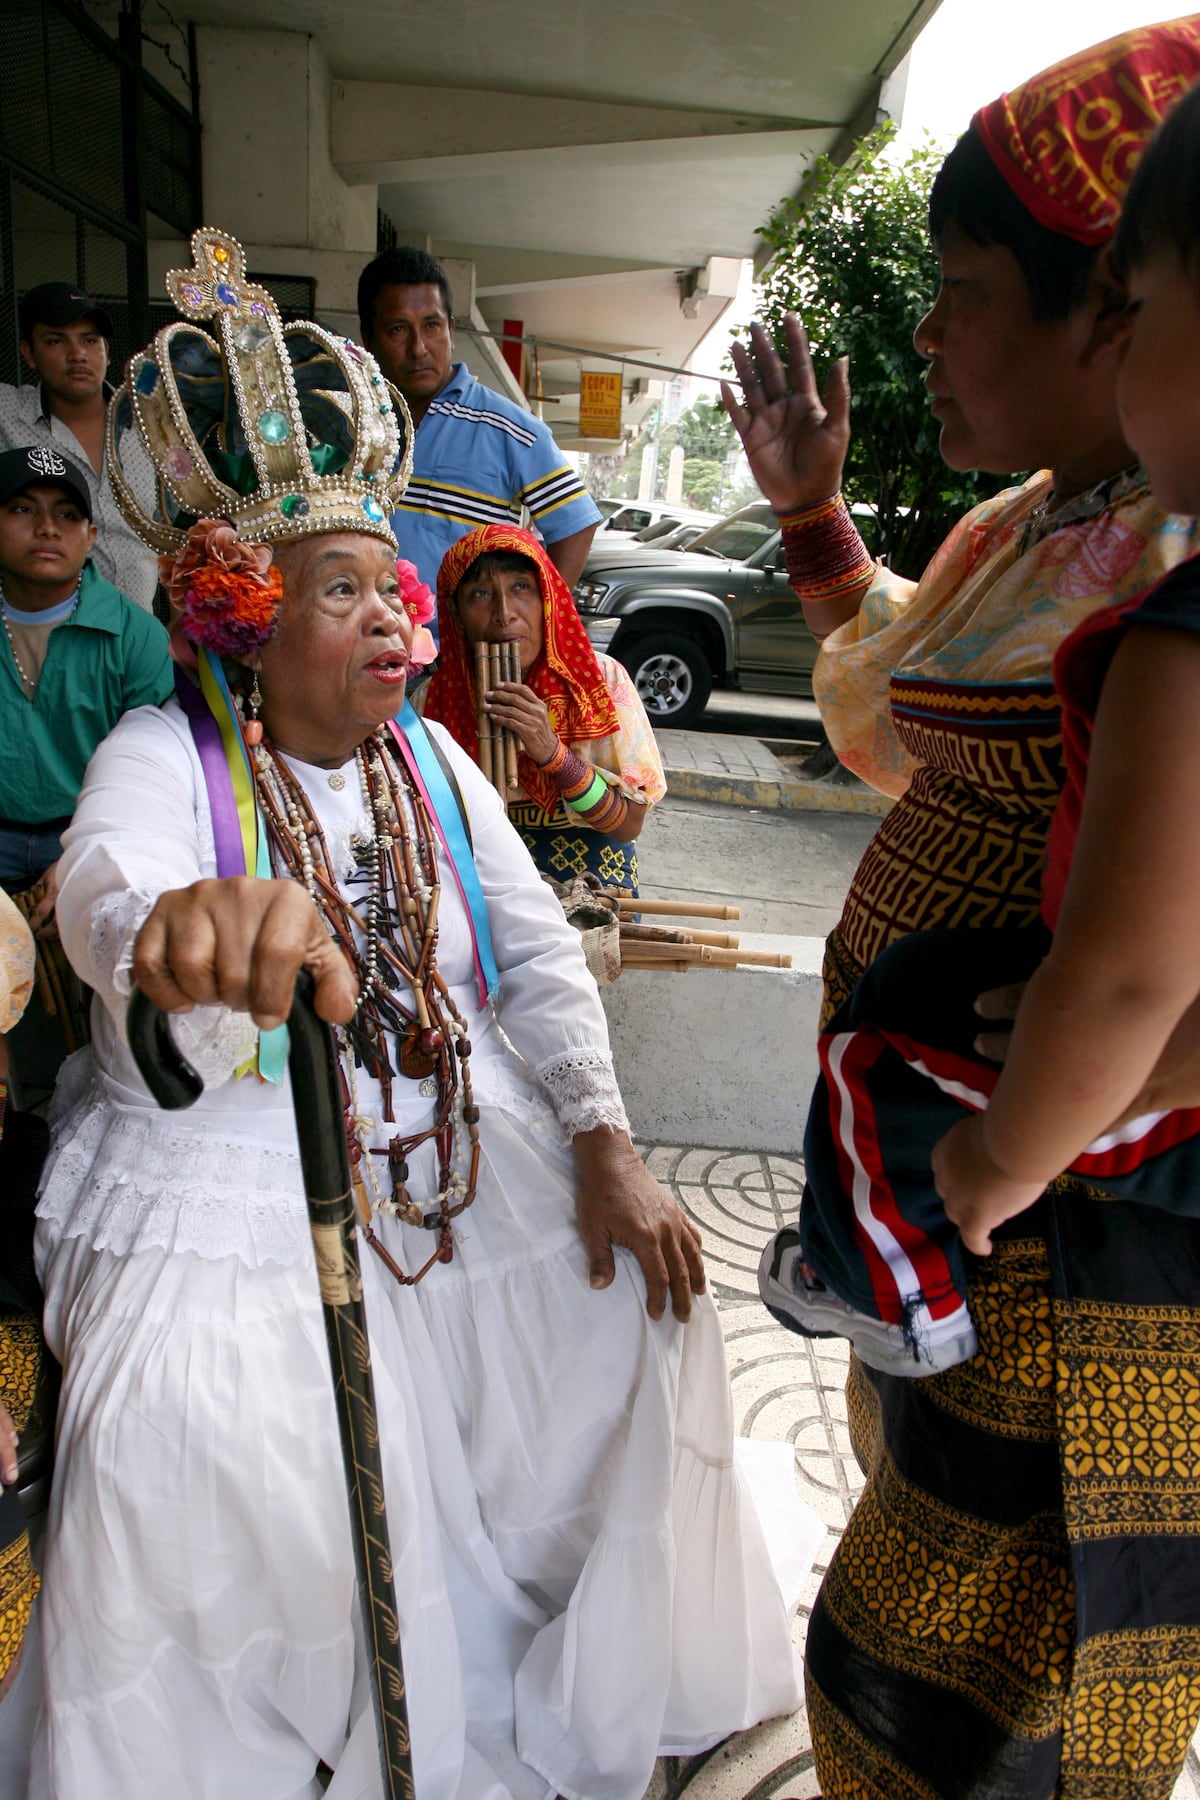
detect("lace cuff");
top-left (534, 1048), bottom-right (629, 1139)
top-left (87, 889), bottom-right (257, 1087)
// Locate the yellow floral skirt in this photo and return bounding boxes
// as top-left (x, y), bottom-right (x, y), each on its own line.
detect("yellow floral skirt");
top-left (0, 1311), bottom-right (41, 1695)
top-left (808, 929), bottom-right (1200, 1800)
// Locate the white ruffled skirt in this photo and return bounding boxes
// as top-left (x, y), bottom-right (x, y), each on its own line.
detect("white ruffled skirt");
top-left (31, 1108), bottom-right (802, 1800)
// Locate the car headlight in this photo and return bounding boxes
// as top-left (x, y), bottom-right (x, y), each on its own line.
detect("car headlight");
top-left (573, 580), bottom-right (610, 612)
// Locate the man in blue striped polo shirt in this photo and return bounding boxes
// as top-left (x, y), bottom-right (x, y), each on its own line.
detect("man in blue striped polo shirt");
top-left (358, 249), bottom-right (601, 608)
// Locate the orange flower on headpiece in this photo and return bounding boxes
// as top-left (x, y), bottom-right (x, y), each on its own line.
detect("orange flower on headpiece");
top-left (158, 519), bottom-right (283, 660)
top-left (973, 17), bottom-right (1200, 244)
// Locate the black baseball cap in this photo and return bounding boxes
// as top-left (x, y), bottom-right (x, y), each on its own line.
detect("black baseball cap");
top-left (18, 282), bottom-right (114, 342)
top-left (0, 445), bottom-right (93, 520)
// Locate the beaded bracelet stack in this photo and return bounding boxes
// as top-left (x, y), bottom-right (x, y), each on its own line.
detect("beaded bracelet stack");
top-left (536, 737), bottom-right (630, 833)
top-left (777, 492), bottom-right (875, 636)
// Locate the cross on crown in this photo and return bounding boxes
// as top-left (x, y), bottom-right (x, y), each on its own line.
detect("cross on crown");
top-left (164, 227), bottom-right (275, 328)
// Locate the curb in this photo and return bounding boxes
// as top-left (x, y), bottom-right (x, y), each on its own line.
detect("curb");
top-left (662, 765), bottom-right (893, 817)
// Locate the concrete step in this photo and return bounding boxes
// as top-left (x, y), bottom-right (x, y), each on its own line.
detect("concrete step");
top-left (655, 729), bottom-right (892, 816)
top-left (601, 933), bottom-right (825, 1153)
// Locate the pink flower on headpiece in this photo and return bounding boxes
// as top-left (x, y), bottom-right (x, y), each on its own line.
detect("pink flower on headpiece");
top-left (398, 558), bottom-right (437, 670)
top-left (158, 519), bottom-right (282, 662)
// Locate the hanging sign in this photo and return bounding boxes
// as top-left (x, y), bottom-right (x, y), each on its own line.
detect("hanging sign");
top-left (579, 370), bottom-right (623, 439)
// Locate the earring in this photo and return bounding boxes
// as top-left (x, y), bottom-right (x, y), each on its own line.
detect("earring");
top-left (242, 674), bottom-right (264, 747)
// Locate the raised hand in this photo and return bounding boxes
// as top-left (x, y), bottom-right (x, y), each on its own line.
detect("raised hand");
top-left (721, 314), bottom-right (851, 514)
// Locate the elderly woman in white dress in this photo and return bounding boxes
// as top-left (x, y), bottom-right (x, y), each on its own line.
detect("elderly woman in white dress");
top-left (28, 229), bottom-right (802, 1800)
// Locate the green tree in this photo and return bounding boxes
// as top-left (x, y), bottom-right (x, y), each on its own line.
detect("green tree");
top-left (681, 458), bottom-right (723, 510)
top-left (755, 127), bottom-right (992, 577)
top-left (676, 398), bottom-right (736, 463)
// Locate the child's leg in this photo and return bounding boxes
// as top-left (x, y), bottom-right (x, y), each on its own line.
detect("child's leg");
top-left (760, 925), bottom-right (1048, 1376)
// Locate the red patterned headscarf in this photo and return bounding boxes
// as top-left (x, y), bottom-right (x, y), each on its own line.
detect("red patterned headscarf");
top-left (425, 524), bottom-right (621, 815)
top-left (973, 16), bottom-right (1200, 244)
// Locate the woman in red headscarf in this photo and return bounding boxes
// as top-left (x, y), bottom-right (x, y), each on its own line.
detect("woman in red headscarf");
top-left (730, 18), bottom-right (1200, 1799)
top-left (424, 524), bottom-right (665, 893)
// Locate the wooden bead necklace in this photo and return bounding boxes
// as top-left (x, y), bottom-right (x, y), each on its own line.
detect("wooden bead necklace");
top-left (249, 725), bottom-right (482, 1286)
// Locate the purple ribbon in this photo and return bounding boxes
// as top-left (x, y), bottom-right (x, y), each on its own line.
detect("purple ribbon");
top-left (174, 666), bottom-right (248, 878)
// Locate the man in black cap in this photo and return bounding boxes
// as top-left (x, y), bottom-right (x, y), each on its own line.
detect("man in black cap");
top-left (0, 283), bottom-right (158, 611)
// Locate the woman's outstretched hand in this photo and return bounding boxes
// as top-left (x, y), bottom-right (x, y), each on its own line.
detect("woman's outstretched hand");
top-left (721, 314), bottom-right (851, 514)
top-left (133, 877), bottom-right (358, 1032)
top-left (573, 1127), bottom-right (706, 1322)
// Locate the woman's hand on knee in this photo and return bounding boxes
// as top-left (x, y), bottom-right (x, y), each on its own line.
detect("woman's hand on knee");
top-left (132, 878), bottom-right (358, 1031)
top-left (573, 1127), bottom-right (705, 1322)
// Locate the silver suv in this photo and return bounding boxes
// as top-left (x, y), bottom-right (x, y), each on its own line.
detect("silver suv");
top-left (574, 502), bottom-right (820, 729)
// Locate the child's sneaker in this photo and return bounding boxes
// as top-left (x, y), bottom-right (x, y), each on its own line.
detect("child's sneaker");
top-left (757, 1228), bottom-right (978, 1378)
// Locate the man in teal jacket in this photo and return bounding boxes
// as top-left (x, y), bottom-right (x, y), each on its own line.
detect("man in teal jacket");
top-left (0, 443), bottom-right (171, 930)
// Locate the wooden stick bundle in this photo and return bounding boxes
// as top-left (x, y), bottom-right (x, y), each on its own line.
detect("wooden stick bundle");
top-left (474, 641), bottom-right (522, 798)
top-left (611, 897), bottom-right (790, 975)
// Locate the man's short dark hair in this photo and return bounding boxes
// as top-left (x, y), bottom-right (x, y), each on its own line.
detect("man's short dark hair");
top-left (357, 249), bottom-right (454, 343)
top-left (928, 128), bottom-right (1099, 322)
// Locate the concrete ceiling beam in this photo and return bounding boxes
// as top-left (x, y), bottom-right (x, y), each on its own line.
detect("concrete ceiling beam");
top-left (333, 80), bottom-right (833, 183)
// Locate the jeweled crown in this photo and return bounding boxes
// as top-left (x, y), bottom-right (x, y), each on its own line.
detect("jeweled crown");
top-left (107, 226), bottom-right (413, 554)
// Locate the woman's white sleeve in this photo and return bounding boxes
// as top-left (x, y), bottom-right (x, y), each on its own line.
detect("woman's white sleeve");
top-left (56, 707), bottom-right (255, 1084)
top-left (428, 724), bottom-right (630, 1137)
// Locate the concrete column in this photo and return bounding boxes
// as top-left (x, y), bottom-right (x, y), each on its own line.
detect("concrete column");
top-left (665, 443), bottom-right (685, 505)
top-left (193, 27), bottom-right (377, 337)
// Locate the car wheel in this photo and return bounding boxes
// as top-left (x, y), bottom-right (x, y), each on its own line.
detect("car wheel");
top-left (623, 633), bottom-right (713, 729)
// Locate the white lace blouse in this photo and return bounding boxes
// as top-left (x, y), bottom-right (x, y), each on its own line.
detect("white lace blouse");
top-left (39, 701), bottom-right (628, 1269)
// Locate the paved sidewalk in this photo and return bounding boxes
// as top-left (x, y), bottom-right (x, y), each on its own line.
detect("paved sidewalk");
top-left (655, 730), bottom-right (892, 817)
top-left (649, 1140), bottom-right (1200, 1800)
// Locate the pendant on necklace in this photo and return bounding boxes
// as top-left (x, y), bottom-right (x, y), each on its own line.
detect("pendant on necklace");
top-left (328, 771), bottom-right (346, 790)
top-left (399, 1024), bottom-right (438, 1080)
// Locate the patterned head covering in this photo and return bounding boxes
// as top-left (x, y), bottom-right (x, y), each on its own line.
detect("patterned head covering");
top-left (425, 524), bottom-right (620, 815)
top-left (973, 16), bottom-right (1200, 244)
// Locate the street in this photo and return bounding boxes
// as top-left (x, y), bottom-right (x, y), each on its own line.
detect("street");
top-left (634, 791), bottom-right (879, 938)
top-left (692, 689), bottom-right (824, 746)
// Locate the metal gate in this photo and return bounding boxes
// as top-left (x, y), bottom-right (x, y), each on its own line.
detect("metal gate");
top-left (0, 0), bottom-right (202, 386)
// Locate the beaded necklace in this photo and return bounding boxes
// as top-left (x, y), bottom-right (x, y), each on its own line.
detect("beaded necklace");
top-left (250, 727), bottom-right (481, 1286)
top-left (0, 608), bottom-right (34, 696)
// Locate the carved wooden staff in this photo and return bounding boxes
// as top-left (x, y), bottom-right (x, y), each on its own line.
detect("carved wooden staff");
top-left (474, 641), bottom-right (521, 798)
top-left (127, 973), bottom-right (414, 1800)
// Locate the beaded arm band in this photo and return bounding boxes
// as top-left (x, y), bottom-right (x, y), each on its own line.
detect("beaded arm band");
top-left (777, 493), bottom-right (875, 637)
top-left (536, 738), bottom-right (631, 834)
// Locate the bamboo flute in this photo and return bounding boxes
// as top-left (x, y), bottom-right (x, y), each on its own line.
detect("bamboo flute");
top-left (474, 642), bottom-right (494, 788)
top-left (502, 643), bottom-right (520, 791)
top-left (617, 898), bottom-right (740, 921)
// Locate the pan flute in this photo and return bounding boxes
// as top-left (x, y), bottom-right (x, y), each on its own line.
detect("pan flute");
top-left (474, 641), bottom-right (522, 798)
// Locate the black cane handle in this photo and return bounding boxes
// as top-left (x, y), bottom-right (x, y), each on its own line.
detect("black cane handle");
top-left (126, 973), bottom-right (415, 1799)
top-left (126, 984), bottom-right (205, 1110)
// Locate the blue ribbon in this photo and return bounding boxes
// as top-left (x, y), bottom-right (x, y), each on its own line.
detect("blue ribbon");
top-left (390, 703), bottom-right (499, 1005)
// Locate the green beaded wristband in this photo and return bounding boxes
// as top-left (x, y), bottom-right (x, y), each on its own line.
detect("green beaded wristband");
top-left (566, 771), bottom-right (607, 814)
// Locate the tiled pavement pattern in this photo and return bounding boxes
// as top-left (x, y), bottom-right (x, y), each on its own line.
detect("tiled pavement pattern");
top-left (643, 1142), bottom-right (1200, 1800)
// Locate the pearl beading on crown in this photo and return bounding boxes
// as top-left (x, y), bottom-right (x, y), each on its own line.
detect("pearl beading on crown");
top-left (106, 226), bottom-right (414, 554)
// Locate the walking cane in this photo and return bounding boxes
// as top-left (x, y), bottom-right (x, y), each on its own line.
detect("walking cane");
top-left (127, 972), bottom-right (414, 1800)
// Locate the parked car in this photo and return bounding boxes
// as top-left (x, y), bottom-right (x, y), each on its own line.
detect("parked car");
top-left (573, 501), bottom-right (819, 729)
top-left (598, 501), bottom-right (720, 540)
top-left (630, 519), bottom-right (710, 551)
